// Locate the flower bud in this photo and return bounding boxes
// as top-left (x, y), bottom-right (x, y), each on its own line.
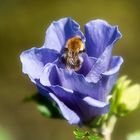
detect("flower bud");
top-left (110, 76), bottom-right (140, 116)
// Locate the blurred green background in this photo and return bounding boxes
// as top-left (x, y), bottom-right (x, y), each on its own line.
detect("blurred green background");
top-left (0, 0), bottom-right (140, 140)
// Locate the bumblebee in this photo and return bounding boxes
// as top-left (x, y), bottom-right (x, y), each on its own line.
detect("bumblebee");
top-left (63, 36), bottom-right (85, 71)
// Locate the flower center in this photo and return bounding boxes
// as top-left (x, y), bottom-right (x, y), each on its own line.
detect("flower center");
top-left (62, 36), bottom-right (85, 71)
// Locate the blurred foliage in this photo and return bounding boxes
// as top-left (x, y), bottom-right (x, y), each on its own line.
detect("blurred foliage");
top-left (0, 128), bottom-right (13, 140)
top-left (110, 76), bottom-right (140, 116)
top-left (127, 131), bottom-right (140, 140)
top-left (87, 115), bottom-right (108, 129)
top-left (24, 93), bottom-right (62, 119)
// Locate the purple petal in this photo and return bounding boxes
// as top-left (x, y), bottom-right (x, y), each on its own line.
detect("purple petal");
top-left (77, 53), bottom-right (97, 76)
top-left (49, 86), bottom-right (109, 124)
top-left (100, 74), bottom-right (118, 100)
top-left (40, 64), bottom-right (99, 99)
top-left (85, 44), bottom-right (113, 83)
top-left (83, 96), bottom-right (109, 107)
top-left (40, 64), bottom-right (116, 101)
top-left (35, 82), bottom-right (81, 124)
top-left (85, 19), bottom-right (122, 57)
top-left (49, 93), bottom-right (80, 124)
top-left (102, 56), bottom-right (123, 76)
top-left (20, 47), bottom-right (59, 80)
top-left (43, 17), bottom-right (85, 53)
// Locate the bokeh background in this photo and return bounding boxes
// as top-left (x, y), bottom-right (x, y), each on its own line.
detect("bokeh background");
top-left (0, 0), bottom-right (140, 140)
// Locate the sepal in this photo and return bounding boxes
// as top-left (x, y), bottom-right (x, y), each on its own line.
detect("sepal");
top-left (23, 93), bottom-right (62, 119)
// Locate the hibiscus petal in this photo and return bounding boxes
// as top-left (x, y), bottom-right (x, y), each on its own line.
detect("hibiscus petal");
top-left (85, 44), bottom-right (113, 83)
top-left (20, 47), bottom-right (59, 80)
top-left (83, 96), bottom-right (109, 108)
top-left (43, 17), bottom-right (85, 53)
top-left (40, 63), bottom-right (120, 101)
top-left (40, 64), bottom-right (99, 99)
top-left (100, 74), bottom-right (118, 100)
top-left (77, 53), bottom-right (97, 76)
top-left (49, 86), bottom-right (109, 124)
top-left (85, 19), bottom-right (122, 57)
top-left (49, 93), bottom-right (80, 124)
top-left (102, 56), bottom-right (123, 76)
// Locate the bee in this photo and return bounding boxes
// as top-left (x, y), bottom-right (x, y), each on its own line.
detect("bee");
top-left (63, 36), bottom-right (85, 71)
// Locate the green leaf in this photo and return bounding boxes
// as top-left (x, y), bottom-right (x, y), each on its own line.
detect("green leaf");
top-left (23, 93), bottom-right (62, 119)
top-left (87, 135), bottom-right (102, 140)
top-left (73, 129), bottom-right (102, 140)
top-left (127, 131), bottom-right (140, 140)
top-left (73, 129), bottom-right (86, 139)
top-left (88, 115), bottom-right (108, 128)
top-left (37, 104), bottom-right (52, 117)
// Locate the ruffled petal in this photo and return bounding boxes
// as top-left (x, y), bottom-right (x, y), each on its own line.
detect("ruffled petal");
top-left (83, 96), bottom-right (109, 108)
top-left (85, 44), bottom-right (113, 83)
top-left (77, 53), bottom-right (97, 76)
top-left (40, 64), bottom-right (117, 101)
top-left (85, 55), bottom-right (123, 84)
top-left (85, 19), bottom-right (122, 57)
top-left (49, 93), bottom-right (80, 124)
top-left (49, 86), bottom-right (109, 124)
top-left (100, 74), bottom-right (118, 100)
top-left (20, 47), bottom-right (59, 80)
top-left (40, 64), bottom-right (99, 99)
top-left (102, 56), bottom-right (123, 76)
top-left (43, 17), bottom-right (85, 53)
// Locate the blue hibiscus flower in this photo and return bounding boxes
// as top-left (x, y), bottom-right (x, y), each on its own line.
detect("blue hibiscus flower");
top-left (20, 17), bottom-right (123, 125)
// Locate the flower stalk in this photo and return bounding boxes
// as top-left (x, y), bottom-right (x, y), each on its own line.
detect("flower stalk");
top-left (101, 115), bottom-right (117, 140)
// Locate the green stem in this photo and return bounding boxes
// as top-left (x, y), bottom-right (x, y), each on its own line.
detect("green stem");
top-left (101, 115), bottom-right (117, 140)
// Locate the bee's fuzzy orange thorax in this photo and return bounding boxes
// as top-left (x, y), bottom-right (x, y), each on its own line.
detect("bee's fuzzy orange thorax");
top-left (66, 36), bottom-right (84, 52)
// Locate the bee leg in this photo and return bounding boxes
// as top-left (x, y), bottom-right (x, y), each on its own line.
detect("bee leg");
top-left (82, 48), bottom-right (86, 52)
top-left (64, 48), bottom-right (68, 52)
top-left (79, 48), bottom-right (86, 53)
top-left (74, 59), bottom-right (81, 71)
